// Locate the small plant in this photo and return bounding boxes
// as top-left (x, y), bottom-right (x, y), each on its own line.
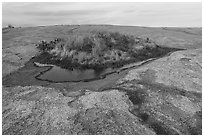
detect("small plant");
top-left (8, 24), bottom-right (14, 28)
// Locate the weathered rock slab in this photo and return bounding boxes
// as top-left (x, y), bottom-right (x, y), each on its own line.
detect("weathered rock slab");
top-left (120, 48), bottom-right (202, 93)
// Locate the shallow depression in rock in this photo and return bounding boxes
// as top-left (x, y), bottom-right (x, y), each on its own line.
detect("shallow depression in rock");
top-left (36, 65), bottom-right (114, 82)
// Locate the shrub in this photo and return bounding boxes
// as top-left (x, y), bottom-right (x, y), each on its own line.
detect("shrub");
top-left (8, 24), bottom-right (14, 28)
top-left (82, 36), bottom-right (94, 52)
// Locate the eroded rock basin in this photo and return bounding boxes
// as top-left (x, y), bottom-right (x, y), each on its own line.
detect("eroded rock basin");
top-left (33, 45), bottom-right (181, 83)
top-left (2, 48), bottom-right (202, 135)
top-left (2, 46), bottom-right (181, 88)
top-left (35, 63), bottom-right (114, 82)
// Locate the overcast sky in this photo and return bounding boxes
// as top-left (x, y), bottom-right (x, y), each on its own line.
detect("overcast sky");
top-left (2, 2), bottom-right (202, 27)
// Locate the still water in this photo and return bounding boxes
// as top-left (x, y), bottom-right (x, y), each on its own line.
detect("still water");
top-left (36, 65), bottom-right (114, 82)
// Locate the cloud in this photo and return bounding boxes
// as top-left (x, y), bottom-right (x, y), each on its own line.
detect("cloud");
top-left (2, 2), bottom-right (202, 27)
top-left (25, 10), bottom-right (108, 17)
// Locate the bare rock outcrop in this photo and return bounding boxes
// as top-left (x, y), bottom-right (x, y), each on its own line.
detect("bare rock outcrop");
top-left (2, 86), bottom-right (155, 135)
top-left (115, 48), bottom-right (202, 134)
top-left (120, 48), bottom-right (202, 93)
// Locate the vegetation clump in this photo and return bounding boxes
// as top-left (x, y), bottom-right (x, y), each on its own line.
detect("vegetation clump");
top-left (36, 31), bottom-right (176, 69)
top-left (2, 24), bottom-right (15, 33)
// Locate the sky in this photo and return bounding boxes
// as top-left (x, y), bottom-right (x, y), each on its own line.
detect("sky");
top-left (2, 2), bottom-right (202, 27)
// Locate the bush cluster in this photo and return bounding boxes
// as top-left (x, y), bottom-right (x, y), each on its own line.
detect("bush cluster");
top-left (35, 31), bottom-right (165, 69)
top-left (36, 38), bottom-right (63, 51)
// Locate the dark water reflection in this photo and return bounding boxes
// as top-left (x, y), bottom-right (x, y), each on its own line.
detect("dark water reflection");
top-left (36, 65), bottom-right (114, 82)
